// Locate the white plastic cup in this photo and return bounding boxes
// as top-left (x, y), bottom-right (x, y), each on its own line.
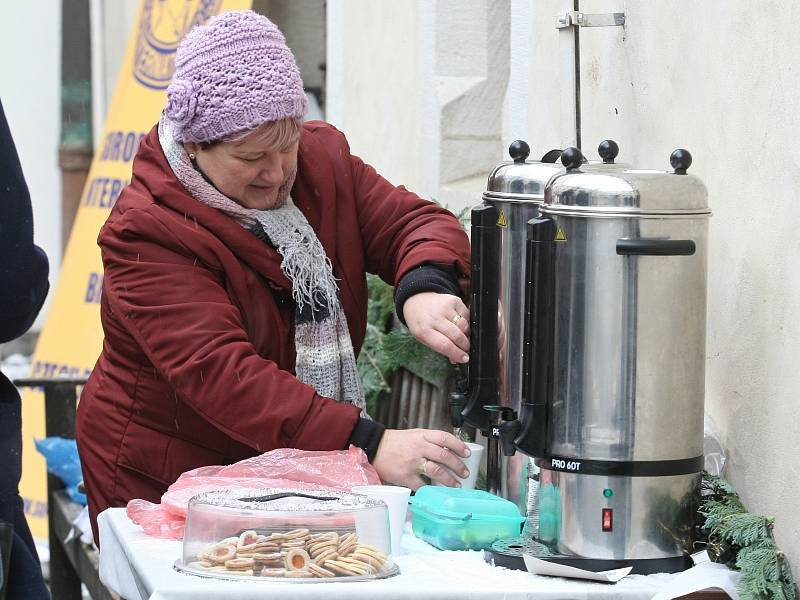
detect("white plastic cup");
top-left (433, 441), bottom-right (485, 489)
top-left (351, 485), bottom-right (411, 555)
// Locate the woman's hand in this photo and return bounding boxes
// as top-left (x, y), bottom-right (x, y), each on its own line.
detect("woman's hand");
top-left (402, 292), bottom-right (470, 364)
top-left (372, 429), bottom-right (472, 489)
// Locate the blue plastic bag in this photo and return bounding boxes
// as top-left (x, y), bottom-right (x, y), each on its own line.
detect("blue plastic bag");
top-left (34, 437), bottom-right (87, 505)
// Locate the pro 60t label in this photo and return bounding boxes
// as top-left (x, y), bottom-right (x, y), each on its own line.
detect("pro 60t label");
top-left (550, 458), bottom-right (582, 472)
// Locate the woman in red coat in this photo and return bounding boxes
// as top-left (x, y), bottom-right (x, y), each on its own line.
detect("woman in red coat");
top-left (76, 10), bottom-right (473, 542)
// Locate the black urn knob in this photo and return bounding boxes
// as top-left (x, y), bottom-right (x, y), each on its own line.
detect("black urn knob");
top-left (561, 147), bottom-right (584, 171)
top-left (509, 140), bottom-right (531, 163)
top-left (598, 139), bottom-right (619, 164)
top-left (670, 149), bottom-right (692, 175)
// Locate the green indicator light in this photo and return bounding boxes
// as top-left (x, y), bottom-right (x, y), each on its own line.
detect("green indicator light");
top-left (603, 488), bottom-right (613, 498)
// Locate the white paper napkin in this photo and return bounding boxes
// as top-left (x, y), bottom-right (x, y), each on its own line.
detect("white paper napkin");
top-left (523, 554), bottom-right (632, 582)
top-left (650, 561), bottom-right (740, 600)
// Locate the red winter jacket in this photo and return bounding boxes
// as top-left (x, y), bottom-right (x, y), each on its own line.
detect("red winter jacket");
top-left (76, 121), bottom-right (470, 541)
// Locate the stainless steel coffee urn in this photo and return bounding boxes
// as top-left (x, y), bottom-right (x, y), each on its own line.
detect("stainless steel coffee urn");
top-left (450, 140), bottom-right (562, 507)
top-left (451, 139), bottom-right (625, 509)
top-left (486, 147), bottom-right (711, 574)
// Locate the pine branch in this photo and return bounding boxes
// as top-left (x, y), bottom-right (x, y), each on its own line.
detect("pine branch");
top-left (737, 543), bottom-right (780, 581)
top-left (359, 324), bottom-right (392, 392)
top-left (359, 272), bottom-right (458, 414)
top-left (764, 582), bottom-right (789, 600)
top-left (703, 473), bottom-right (737, 496)
top-left (359, 205), bottom-right (466, 415)
top-left (365, 273), bottom-right (395, 327)
top-left (383, 329), bottom-right (452, 387)
top-left (716, 514), bottom-right (774, 548)
top-left (357, 322), bottom-right (393, 414)
top-left (698, 473), bottom-right (797, 600)
top-left (701, 498), bottom-right (747, 531)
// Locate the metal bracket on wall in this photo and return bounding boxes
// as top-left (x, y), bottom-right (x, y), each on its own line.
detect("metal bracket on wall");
top-left (556, 11), bottom-right (625, 29)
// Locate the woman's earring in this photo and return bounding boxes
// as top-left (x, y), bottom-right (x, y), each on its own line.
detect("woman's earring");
top-left (188, 153), bottom-right (196, 160)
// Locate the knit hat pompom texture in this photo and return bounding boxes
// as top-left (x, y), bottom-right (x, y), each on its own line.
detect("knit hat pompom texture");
top-left (165, 10), bottom-right (308, 143)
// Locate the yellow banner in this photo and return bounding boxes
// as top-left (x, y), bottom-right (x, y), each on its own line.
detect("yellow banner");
top-left (21, 0), bottom-right (252, 538)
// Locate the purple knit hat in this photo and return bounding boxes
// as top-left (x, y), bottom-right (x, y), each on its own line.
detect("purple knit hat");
top-left (164, 10), bottom-right (308, 143)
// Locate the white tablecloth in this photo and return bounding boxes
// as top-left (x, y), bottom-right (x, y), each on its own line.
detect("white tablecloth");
top-left (97, 508), bottom-right (693, 600)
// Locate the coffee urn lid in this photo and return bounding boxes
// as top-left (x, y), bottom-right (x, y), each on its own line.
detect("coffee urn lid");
top-left (484, 140), bottom-right (627, 203)
top-left (542, 147), bottom-right (710, 218)
top-left (483, 140), bottom-right (563, 202)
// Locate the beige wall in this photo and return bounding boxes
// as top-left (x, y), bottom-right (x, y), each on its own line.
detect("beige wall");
top-left (327, 0), bottom-right (420, 191)
top-left (522, 0), bottom-right (800, 573)
top-left (327, 0), bottom-right (509, 209)
top-left (330, 0), bottom-right (800, 575)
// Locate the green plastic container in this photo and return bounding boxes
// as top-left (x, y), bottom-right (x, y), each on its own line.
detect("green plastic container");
top-left (408, 486), bottom-right (525, 551)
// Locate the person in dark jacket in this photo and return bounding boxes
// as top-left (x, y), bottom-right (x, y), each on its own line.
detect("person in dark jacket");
top-left (77, 10), bottom-right (474, 543)
top-left (0, 98), bottom-right (51, 599)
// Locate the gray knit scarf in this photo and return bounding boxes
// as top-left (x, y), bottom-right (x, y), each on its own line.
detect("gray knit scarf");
top-left (158, 115), bottom-right (366, 413)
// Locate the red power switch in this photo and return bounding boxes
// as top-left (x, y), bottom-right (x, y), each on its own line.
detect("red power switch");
top-left (602, 508), bottom-right (613, 532)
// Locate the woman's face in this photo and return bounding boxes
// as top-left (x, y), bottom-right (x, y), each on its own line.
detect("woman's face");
top-left (185, 129), bottom-right (299, 210)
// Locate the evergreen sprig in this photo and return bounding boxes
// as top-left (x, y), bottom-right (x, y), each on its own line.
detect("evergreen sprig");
top-left (357, 203), bottom-right (469, 416)
top-left (382, 329), bottom-right (451, 384)
top-left (358, 322), bottom-right (393, 405)
top-left (357, 273), bottom-right (454, 415)
top-left (698, 473), bottom-right (797, 600)
top-left (357, 275), bottom-right (397, 415)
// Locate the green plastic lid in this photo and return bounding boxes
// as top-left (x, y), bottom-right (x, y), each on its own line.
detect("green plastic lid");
top-left (409, 486), bottom-right (524, 522)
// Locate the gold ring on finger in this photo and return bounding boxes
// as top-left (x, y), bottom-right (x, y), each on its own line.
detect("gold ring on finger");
top-left (450, 313), bottom-right (463, 325)
top-left (420, 458), bottom-right (429, 477)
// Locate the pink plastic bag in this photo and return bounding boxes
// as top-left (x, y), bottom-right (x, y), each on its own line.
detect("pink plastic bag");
top-left (126, 446), bottom-right (380, 539)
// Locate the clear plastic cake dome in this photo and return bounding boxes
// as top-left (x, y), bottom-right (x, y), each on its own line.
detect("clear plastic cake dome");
top-left (175, 488), bottom-right (398, 582)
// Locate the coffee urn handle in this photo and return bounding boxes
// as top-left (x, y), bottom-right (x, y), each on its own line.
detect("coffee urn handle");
top-left (515, 217), bottom-right (558, 458)
top-left (616, 238), bottom-right (696, 256)
top-left (539, 149), bottom-right (563, 163)
top-left (456, 204), bottom-right (500, 432)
